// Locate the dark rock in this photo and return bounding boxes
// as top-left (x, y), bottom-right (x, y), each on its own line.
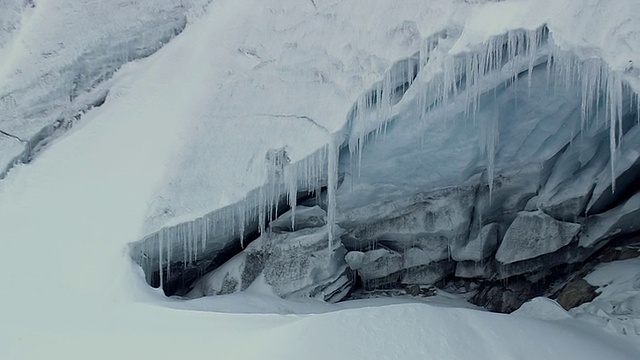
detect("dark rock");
top-left (471, 278), bottom-right (541, 313)
top-left (405, 284), bottom-right (421, 296)
top-left (556, 279), bottom-right (599, 310)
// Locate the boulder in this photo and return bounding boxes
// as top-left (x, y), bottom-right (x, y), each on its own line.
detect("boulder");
top-left (556, 279), bottom-right (599, 310)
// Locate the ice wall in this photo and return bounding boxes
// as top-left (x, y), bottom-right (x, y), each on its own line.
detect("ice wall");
top-left (132, 24), bottom-right (639, 296)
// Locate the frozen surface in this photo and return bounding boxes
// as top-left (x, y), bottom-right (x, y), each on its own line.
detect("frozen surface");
top-left (1, 0), bottom-right (640, 359)
top-left (571, 258), bottom-right (640, 347)
top-left (496, 211), bottom-right (581, 264)
top-left (0, 0), bottom-right (198, 173)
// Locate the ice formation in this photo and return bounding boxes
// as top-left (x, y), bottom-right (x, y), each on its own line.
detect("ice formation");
top-left (132, 23), bottom-right (640, 295)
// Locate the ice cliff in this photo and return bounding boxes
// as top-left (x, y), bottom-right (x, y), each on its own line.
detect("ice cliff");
top-left (1, 0), bottom-right (640, 305)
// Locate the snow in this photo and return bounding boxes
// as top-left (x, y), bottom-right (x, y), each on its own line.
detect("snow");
top-left (571, 258), bottom-right (640, 345)
top-left (1, 0), bottom-right (640, 358)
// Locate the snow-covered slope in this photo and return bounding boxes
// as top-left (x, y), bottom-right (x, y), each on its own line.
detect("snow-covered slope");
top-left (1, 0), bottom-right (640, 358)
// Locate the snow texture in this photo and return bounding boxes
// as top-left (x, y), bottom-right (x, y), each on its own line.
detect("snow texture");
top-left (1, 0), bottom-right (640, 359)
top-left (495, 211), bottom-right (581, 264)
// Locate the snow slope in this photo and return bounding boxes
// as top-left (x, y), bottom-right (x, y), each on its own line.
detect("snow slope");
top-left (1, 0), bottom-right (640, 359)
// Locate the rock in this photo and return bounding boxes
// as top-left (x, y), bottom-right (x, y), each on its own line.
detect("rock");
top-left (452, 223), bottom-right (499, 262)
top-left (269, 205), bottom-right (327, 232)
top-left (496, 210), bottom-right (581, 264)
top-left (405, 284), bottom-right (421, 296)
top-left (556, 279), bottom-right (599, 310)
top-left (405, 284), bottom-right (437, 297)
top-left (188, 225), bottom-right (353, 302)
top-left (472, 278), bottom-right (541, 313)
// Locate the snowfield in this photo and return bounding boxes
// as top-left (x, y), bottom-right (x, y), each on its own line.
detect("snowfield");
top-left (1, 0), bottom-right (640, 359)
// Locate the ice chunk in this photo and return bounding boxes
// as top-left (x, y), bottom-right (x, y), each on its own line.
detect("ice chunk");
top-left (496, 211), bottom-right (581, 264)
top-left (270, 205), bottom-right (327, 232)
top-left (452, 223), bottom-right (499, 262)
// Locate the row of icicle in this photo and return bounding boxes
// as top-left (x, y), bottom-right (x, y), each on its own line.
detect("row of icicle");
top-left (143, 25), bottom-right (639, 291)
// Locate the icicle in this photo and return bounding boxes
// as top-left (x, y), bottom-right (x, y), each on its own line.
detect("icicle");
top-left (239, 205), bottom-right (246, 249)
top-left (166, 229), bottom-right (171, 283)
top-left (526, 29), bottom-right (538, 96)
top-left (285, 161), bottom-right (298, 231)
top-left (158, 234), bottom-right (163, 289)
top-left (637, 92), bottom-right (640, 125)
top-left (606, 74), bottom-right (623, 193)
top-left (327, 134), bottom-right (338, 251)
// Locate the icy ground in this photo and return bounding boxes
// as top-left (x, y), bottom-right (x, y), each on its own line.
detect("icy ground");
top-left (1, 0), bottom-right (640, 359)
top-left (571, 258), bottom-right (640, 344)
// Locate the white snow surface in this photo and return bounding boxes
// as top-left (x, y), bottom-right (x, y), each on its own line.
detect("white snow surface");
top-left (571, 257), bottom-right (640, 347)
top-left (1, 0), bottom-right (640, 358)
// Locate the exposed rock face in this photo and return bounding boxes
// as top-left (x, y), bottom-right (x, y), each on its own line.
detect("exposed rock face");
top-left (556, 279), bottom-right (599, 310)
top-left (472, 278), bottom-right (542, 313)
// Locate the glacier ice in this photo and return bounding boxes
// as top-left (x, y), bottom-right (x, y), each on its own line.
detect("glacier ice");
top-left (129, 23), bottom-right (640, 299)
top-left (495, 210), bottom-right (581, 265)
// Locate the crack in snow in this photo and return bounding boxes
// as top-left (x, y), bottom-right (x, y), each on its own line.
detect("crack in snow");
top-left (0, 129), bottom-right (26, 143)
top-left (258, 113), bottom-right (331, 134)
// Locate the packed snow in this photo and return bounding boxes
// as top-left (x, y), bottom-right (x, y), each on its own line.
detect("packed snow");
top-left (1, 0), bottom-right (640, 359)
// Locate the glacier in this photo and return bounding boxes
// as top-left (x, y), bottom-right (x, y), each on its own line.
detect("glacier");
top-left (131, 20), bottom-right (640, 298)
top-left (1, 0), bottom-right (640, 359)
